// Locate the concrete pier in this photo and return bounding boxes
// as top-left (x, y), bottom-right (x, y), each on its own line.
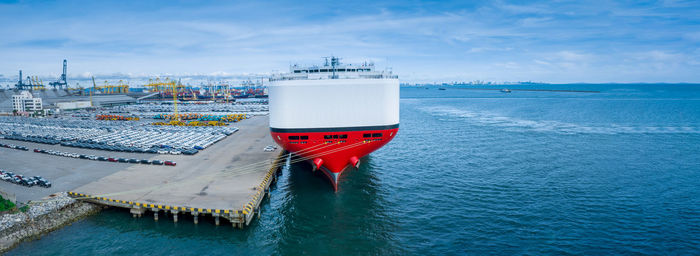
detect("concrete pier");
top-left (67, 116), bottom-right (284, 228)
top-left (130, 207), bottom-right (146, 218)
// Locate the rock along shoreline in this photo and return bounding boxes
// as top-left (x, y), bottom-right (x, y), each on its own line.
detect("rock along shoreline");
top-left (0, 192), bottom-right (102, 253)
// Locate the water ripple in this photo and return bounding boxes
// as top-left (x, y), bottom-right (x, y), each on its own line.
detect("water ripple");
top-left (419, 105), bottom-right (700, 134)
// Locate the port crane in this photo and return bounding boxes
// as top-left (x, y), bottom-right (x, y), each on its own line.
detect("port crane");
top-left (49, 59), bottom-right (68, 89)
top-left (95, 80), bottom-right (129, 94)
top-left (173, 80), bottom-right (180, 119)
top-left (30, 76), bottom-right (45, 90)
top-left (14, 70), bottom-right (42, 90)
top-left (91, 76), bottom-right (96, 107)
top-left (14, 60), bottom-right (68, 90)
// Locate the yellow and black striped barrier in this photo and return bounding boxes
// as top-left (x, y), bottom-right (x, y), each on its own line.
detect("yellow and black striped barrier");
top-left (66, 191), bottom-right (240, 216)
top-left (241, 151), bottom-right (284, 217)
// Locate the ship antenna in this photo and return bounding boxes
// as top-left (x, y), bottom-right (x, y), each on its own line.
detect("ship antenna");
top-left (322, 56), bottom-right (341, 79)
top-left (331, 56), bottom-right (341, 79)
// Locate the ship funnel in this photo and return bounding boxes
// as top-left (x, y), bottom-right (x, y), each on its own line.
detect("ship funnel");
top-left (313, 158), bottom-right (323, 172)
top-left (349, 156), bottom-right (360, 168)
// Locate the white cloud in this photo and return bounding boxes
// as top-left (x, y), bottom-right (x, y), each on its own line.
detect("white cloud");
top-left (468, 47), bottom-right (513, 53)
top-left (78, 72), bottom-right (93, 79)
top-left (635, 50), bottom-right (682, 61)
top-left (519, 17), bottom-right (552, 27)
top-left (1, 1), bottom-right (699, 83)
top-left (494, 61), bottom-right (520, 69)
top-left (555, 51), bottom-right (591, 62)
top-left (533, 59), bottom-right (551, 65)
top-left (492, 1), bottom-right (554, 15)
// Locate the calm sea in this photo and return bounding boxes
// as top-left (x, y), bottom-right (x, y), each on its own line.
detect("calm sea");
top-left (8, 84), bottom-right (700, 255)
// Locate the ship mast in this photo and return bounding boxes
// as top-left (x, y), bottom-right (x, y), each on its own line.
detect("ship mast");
top-left (331, 56), bottom-right (341, 79)
top-left (323, 56), bottom-right (341, 79)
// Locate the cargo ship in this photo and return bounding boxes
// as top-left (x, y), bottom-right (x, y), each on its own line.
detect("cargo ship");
top-left (268, 57), bottom-right (399, 191)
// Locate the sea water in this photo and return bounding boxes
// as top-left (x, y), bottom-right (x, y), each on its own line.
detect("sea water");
top-left (8, 84), bottom-right (700, 255)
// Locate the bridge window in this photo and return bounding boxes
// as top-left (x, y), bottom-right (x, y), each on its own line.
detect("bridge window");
top-left (300, 136), bottom-right (308, 140)
top-left (363, 133), bottom-right (371, 138)
top-left (288, 136), bottom-right (299, 140)
top-left (372, 133), bottom-right (382, 137)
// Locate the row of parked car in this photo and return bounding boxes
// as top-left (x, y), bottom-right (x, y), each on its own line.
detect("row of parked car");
top-left (0, 169), bottom-right (52, 188)
top-left (3, 134), bottom-right (60, 145)
top-left (61, 140), bottom-right (201, 155)
top-left (112, 102), bottom-right (267, 114)
top-left (0, 116), bottom-right (237, 154)
top-left (0, 142), bottom-right (29, 151)
top-left (86, 128), bottom-right (232, 153)
top-left (33, 148), bottom-right (177, 166)
top-left (61, 140), bottom-right (166, 154)
top-left (0, 118), bottom-right (104, 142)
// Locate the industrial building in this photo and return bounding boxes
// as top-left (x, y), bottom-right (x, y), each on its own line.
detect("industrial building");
top-left (0, 91), bottom-right (137, 113)
top-left (55, 101), bottom-right (92, 110)
top-left (52, 95), bottom-right (136, 110)
top-left (12, 91), bottom-right (43, 112)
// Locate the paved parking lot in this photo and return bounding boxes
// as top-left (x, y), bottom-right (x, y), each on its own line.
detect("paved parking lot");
top-left (0, 139), bottom-right (137, 204)
top-left (0, 115), bottom-right (280, 208)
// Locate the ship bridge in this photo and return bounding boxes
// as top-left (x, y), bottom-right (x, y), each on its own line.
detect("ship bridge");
top-left (270, 57), bottom-right (397, 81)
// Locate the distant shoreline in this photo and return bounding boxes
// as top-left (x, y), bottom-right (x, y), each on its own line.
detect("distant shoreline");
top-left (451, 88), bottom-right (601, 93)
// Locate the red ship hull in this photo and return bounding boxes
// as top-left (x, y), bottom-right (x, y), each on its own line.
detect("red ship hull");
top-left (271, 125), bottom-right (398, 191)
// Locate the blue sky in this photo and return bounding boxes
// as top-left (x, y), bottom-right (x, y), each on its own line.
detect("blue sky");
top-left (1, 0), bottom-right (699, 83)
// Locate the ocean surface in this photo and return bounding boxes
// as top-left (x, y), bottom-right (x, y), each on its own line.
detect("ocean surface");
top-left (8, 84), bottom-right (700, 255)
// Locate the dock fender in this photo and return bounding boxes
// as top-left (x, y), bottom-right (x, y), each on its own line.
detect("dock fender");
top-left (349, 156), bottom-right (360, 168)
top-left (313, 158), bottom-right (323, 172)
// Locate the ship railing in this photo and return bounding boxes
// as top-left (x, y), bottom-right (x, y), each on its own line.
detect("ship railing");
top-left (270, 73), bottom-right (397, 81)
